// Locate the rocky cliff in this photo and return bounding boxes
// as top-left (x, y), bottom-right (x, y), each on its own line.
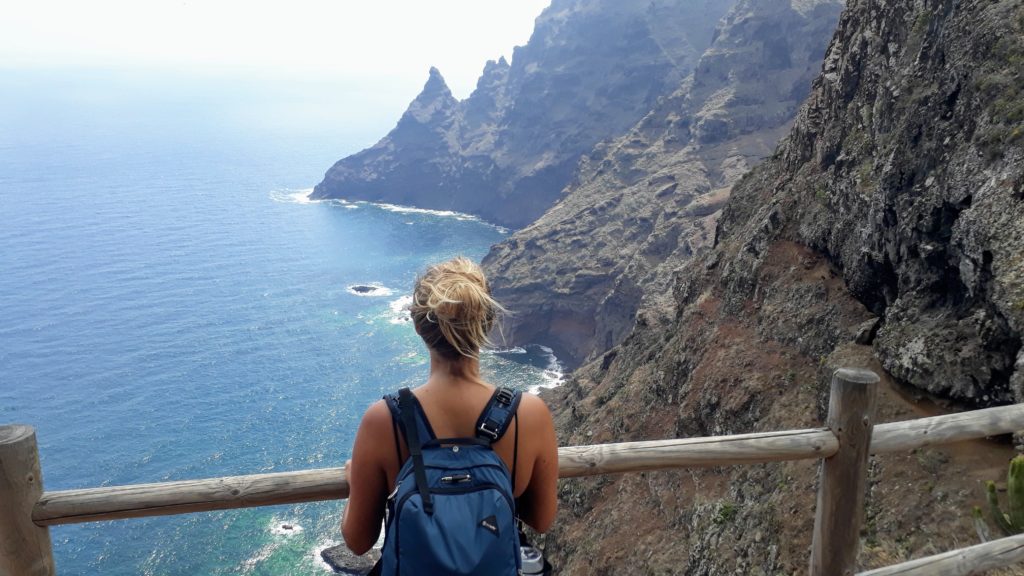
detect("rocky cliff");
top-left (538, 0), bottom-right (1024, 573)
top-left (484, 0), bottom-right (845, 367)
top-left (311, 0), bottom-right (737, 229)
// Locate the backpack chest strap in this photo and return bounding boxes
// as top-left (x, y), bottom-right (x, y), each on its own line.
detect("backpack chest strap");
top-left (474, 387), bottom-right (521, 444)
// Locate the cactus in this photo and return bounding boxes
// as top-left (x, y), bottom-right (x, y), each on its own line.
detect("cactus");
top-left (986, 481), bottom-right (1015, 535)
top-left (972, 506), bottom-right (991, 542)
top-left (984, 455), bottom-right (1024, 537)
top-left (1010, 456), bottom-right (1024, 528)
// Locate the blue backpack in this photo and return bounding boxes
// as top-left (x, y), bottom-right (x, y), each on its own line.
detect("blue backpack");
top-left (377, 386), bottom-right (522, 576)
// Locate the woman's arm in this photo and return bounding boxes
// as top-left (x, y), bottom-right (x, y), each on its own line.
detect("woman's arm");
top-left (342, 400), bottom-right (393, 554)
top-left (516, 394), bottom-right (559, 533)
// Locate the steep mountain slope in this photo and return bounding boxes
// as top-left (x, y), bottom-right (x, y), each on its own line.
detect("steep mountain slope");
top-left (484, 0), bottom-right (844, 367)
top-left (310, 0), bottom-right (737, 229)
top-left (539, 0), bottom-right (1024, 573)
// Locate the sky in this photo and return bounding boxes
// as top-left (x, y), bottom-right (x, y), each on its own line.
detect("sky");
top-left (0, 0), bottom-right (551, 99)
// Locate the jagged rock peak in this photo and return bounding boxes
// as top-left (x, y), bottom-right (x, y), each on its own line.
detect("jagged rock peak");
top-left (403, 67), bottom-right (457, 124)
top-left (482, 56), bottom-right (510, 74)
top-left (475, 57), bottom-right (511, 90)
top-left (312, 0), bottom-right (738, 228)
top-left (420, 66), bottom-right (452, 98)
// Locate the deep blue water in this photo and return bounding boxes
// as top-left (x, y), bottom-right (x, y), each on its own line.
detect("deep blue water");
top-left (0, 70), bottom-right (559, 575)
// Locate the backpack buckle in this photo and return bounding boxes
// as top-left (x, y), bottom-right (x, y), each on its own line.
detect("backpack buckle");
top-left (478, 419), bottom-right (500, 441)
top-left (495, 388), bottom-right (514, 406)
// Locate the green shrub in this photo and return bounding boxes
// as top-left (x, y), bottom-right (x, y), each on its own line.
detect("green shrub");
top-left (713, 501), bottom-right (738, 525)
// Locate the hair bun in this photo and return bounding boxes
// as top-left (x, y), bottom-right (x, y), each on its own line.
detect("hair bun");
top-left (410, 257), bottom-right (504, 359)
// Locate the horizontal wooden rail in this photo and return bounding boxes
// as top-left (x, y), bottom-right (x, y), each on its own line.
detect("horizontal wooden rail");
top-left (558, 427), bottom-right (836, 477)
top-left (856, 533), bottom-right (1024, 576)
top-left (871, 403), bottom-right (1024, 454)
top-left (34, 468), bottom-right (346, 526)
top-left (33, 428), bottom-right (837, 526)
top-left (32, 402), bottom-right (1024, 527)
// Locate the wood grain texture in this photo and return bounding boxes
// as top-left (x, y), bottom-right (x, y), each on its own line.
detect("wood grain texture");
top-left (556, 428), bottom-right (837, 477)
top-left (33, 467), bottom-right (347, 526)
top-left (872, 403), bottom-right (1024, 454)
top-left (856, 533), bottom-right (1024, 576)
top-left (810, 368), bottom-right (879, 576)
top-left (0, 425), bottom-right (55, 576)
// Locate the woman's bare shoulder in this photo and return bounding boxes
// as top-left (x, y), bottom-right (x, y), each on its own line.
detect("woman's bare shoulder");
top-left (518, 391), bottom-right (549, 409)
top-left (356, 400), bottom-right (394, 441)
top-left (517, 392), bottom-right (554, 427)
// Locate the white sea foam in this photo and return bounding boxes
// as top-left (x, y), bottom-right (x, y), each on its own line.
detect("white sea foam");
top-left (489, 346), bottom-right (528, 354)
top-left (269, 188), bottom-right (318, 205)
top-left (387, 295), bottom-right (413, 324)
top-left (313, 540), bottom-right (341, 573)
top-left (268, 189), bottom-right (362, 210)
top-left (529, 345), bottom-right (566, 394)
top-left (237, 518), bottom-right (303, 572)
top-left (240, 542), bottom-right (278, 572)
top-left (371, 202), bottom-right (508, 233)
top-left (329, 199), bottom-right (360, 209)
top-left (375, 203), bottom-right (469, 218)
top-left (310, 520), bottom-right (386, 572)
top-left (270, 521), bottom-right (304, 536)
top-left (269, 192), bottom-right (508, 230)
top-left (347, 284), bottom-right (393, 297)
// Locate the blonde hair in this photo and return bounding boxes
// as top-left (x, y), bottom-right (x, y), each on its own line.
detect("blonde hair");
top-left (410, 257), bottom-right (504, 360)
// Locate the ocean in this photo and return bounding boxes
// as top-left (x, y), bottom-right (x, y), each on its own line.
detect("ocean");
top-left (0, 69), bottom-right (560, 575)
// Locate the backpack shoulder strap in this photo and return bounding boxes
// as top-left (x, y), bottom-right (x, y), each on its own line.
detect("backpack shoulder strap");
top-left (384, 391), bottom-right (436, 444)
top-left (397, 388), bottom-right (434, 514)
top-left (474, 387), bottom-right (522, 445)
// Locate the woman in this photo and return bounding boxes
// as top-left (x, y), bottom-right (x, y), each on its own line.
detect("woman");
top-left (342, 256), bottom-right (559, 563)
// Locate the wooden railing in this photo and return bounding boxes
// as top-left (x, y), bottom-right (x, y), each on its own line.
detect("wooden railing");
top-left (3, 368), bottom-right (1024, 575)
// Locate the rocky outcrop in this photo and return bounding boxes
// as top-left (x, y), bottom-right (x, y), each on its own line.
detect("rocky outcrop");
top-left (485, 0), bottom-right (844, 367)
top-left (320, 545), bottom-right (379, 574)
top-left (311, 0), bottom-right (738, 229)
top-left (539, 0), bottom-right (1024, 573)
top-left (732, 0), bottom-right (1024, 404)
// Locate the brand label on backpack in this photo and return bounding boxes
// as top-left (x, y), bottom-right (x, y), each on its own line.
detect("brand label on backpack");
top-left (480, 515), bottom-right (499, 536)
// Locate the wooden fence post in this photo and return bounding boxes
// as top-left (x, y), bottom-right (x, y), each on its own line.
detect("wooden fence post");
top-left (810, 368), bottom-right (879, 576)
top-left (0, 425), bottom-right (55, 576)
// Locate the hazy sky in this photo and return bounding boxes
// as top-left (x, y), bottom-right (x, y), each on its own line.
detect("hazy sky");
top-left (1, 0), bottom-right (551, 99)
